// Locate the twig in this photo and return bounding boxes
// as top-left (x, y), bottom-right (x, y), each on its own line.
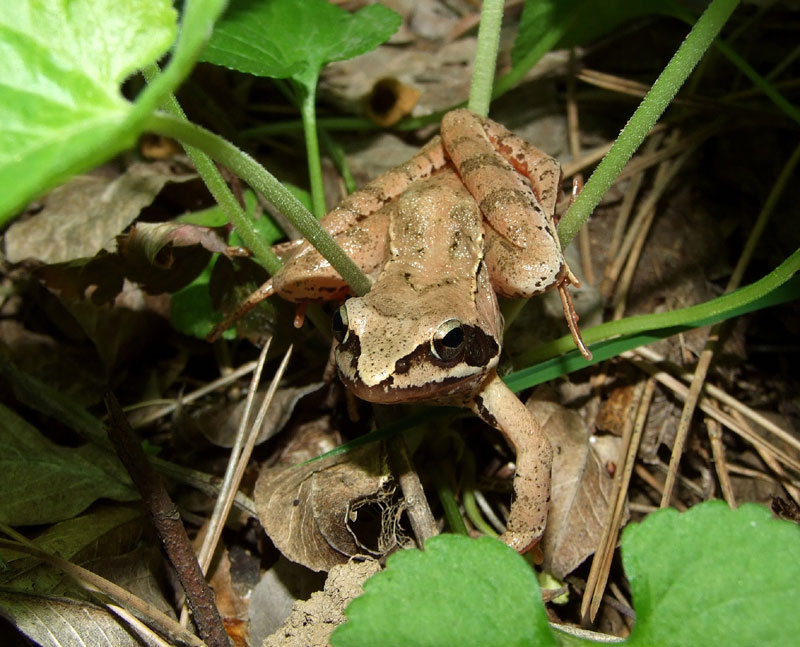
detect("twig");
top-left (601, 134), bottom-right (660, 296)
top-left (706, 418), bottom-right (736, 507)
top-left (634, 464), bottom-right (688, 512)
top-left (633, 346), bottom-right (800, 456)
top-left (195, 340), bottom-right (273, 575)
top-left (389, 434), bottom-right (439, 546)
top-left (729, 409), bottom-right (800, 507)
top-left (130, 360), bottom-right (259, 427)
top-left (582, 378), bottom-right (652, 622)
top-left (567, 48), bottom-right (594, 285)
top-left (199, 344), bottom-right (294, 574)
top-left (626, 353), bottom-right (800, 474)
top-left (104, 393), bottom-right (229, 647)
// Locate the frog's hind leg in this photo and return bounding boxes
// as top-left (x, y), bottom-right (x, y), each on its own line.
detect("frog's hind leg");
top-left (443, 109), bottom-right (591, 359)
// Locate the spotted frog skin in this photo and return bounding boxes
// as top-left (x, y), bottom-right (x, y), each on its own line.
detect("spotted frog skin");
top-left (225, 110), bottom-right (587, 551)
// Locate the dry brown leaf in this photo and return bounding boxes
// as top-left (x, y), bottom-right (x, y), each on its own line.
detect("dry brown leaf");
top-left (264, 558), bottom-right (381, 647)
top-left (595, 383), bottom-right (636, 436)
top-left (255, 434), bottom-right (398, 572)
top-left (191, 382), bottom-right (324, 448)
top-left (527, 399), bottom-right (623, 579)
top-left (5, 162), bottom-right (196, 265)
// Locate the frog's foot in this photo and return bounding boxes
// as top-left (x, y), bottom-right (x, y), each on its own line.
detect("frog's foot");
top-left (207, 279), bottom-right (275, 342)
top-left (558, 275), bottom-right (592, 361)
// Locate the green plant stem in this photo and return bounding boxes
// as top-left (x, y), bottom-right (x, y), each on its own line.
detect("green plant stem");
top-left (435, 469), bottom-right (469, 536)
top-left (558, 0), bottom-right (740, 248)
top-left (730, 142), bottom-right (800, 289)
top-left (463, 489), bottom-right (498, 538)
top-left (468, 0), bottom-right (504, 117)
top-left (515, 247), bottom-right (800, 368)
top-left (145, 112), bottom-right (372, 297)
top-left (320, 128), bottom-right (356, 194)
top-left (141, 65), bottom-right (282, 275)
top-left (295, 76), bottom-right (328, 218)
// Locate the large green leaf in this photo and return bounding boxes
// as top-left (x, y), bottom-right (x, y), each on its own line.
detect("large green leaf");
top-left (332, 503), bottom-right (800, 647)
top-left (0, 0), bottom-right (175, 223)
top-left (623, 502), bottom-right (800, 646)
top-left (0, 0), bottom-right (227, 226)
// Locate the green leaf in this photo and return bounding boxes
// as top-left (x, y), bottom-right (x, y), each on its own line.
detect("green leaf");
top-left (0, 0), bottom-right (175, 224)
top-left (0, 0), bottom-right (228, 226)
top-left (0, 404), bottom-right (137, 525)
top-left (623, 502), bottom-right (800, 646)
top-left (331, 535), bottom-right (557, 647)
top-left (171, 256), bottom-right (235, 340)
top-left (332, 503), bottom-right (800, 647)
top-left (201, 0), bottom-right (402, 85)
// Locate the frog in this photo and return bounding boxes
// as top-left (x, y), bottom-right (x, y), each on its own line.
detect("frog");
top-left (214, 109), bottom-right (590, 552)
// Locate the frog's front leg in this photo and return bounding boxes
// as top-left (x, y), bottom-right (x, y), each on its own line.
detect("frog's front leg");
top-left (469, 371), bottom-right (552, 553)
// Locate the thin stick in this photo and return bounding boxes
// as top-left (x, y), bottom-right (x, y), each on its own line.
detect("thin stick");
top-left (389, 434), bottom-right (439, 546)
top-left (634, 346), bottom-right (800, 455)
top-left (86, 392), bottom-right (231, 647)
top-left (201, 344), bottom-right (294, 576)
top-left (729, 409), bottom-right (800, 507)
top-left (706, 417), bottom-right (736, 507)
top-left (626, 354), bottom-right (800, 474)
top-left (601, 134), bottom-right (660, 296)
top-left (582, 378), bottom-right (651, 622)
top-left (634, 465), bottom-right (688, 512)
top-left (567, 48), bottom-right (594, 285)
top-left (195, 340), bottom-right (273, 576)
top-left (131, 360), bottom-right (259, 427)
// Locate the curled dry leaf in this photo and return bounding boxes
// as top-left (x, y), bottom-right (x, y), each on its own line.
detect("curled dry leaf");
top-left (118, 222), bottom-right (227, 295)
top-left (119, 221), bottom-right (230, 268)
top-left (255, 419), bottom-right (401, 572)
top-left (527, 399), bottom-right (624, 579)
top-left (264, 558), bottom-right (381, 647)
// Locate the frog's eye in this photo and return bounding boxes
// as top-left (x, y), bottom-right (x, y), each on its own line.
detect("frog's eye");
top-left (332, 305), bottom-right (350, 343)
top-left (431, 319), bottom-right (465, 362)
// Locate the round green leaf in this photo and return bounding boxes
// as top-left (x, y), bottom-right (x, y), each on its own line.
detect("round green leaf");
top-left (332, 535), bottom-right (557, 647)
top-left (623, 501), bottom-right (800, 646)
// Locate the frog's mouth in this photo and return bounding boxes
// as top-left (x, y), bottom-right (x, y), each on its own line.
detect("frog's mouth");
top-left (335, 325), bottom-right (500, 404)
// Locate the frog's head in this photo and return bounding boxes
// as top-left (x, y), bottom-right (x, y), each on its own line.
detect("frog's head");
top-left (332, 268), bottom-right (502, 404)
